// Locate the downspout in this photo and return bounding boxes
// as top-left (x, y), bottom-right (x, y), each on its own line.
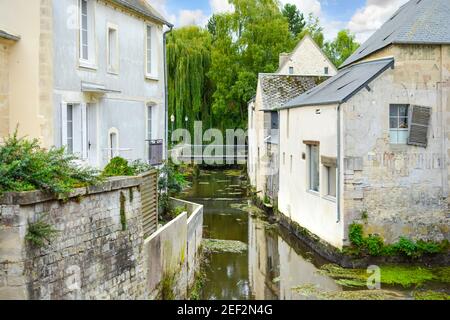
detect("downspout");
top-left (337, 103), bottom-right (342, 223)
top-left (163, 24), bottom-right (173, 162)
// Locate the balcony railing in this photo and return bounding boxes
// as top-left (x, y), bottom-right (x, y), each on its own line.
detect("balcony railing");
top-left (148, 139), bottom-right (164, 166)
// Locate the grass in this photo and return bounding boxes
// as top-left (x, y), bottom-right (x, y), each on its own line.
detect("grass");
top-left (319, 264), bottom-right (450, 288)
top-left (413, 290), bottom-right (450, 300)
top-left (25, 214), bottom-right (59, 248)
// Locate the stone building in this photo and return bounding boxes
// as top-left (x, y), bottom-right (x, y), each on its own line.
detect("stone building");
top-left (0, 0), bottom-right (172, 167)
top-left (248, 34), bottom-right (336, 202)
top-left (277, 0), bottom-right (450, 249)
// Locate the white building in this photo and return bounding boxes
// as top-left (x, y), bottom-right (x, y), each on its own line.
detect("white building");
top-left (277, 0), bottom-right (450, 249)
top-left (0, 0), bottom-right (172, 167)
top-left (248, 34), bottom-right (336, 202)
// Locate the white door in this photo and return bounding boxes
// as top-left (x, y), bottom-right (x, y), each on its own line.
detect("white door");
top-left (87, 103), bottom-right (98, 166)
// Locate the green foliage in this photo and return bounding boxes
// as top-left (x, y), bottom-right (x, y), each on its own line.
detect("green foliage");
top-left (414, 290), bottom-right (450, 300)
top-left (349, 223), bottom-right (365, 248)
top-left (297, 14), bottom-right (325, 48)
top-left (102, 157), bottom-right (135, 177)
top-left (120, 192), bottom-right (127, 231)
top-left (0, 130), bottom-right (101, 196)
top-left (323, 29), bottom-right (359, 67)
top-left (25, 214), bottom-right (59, 247)
top-left (129, 159), bottom-right (154, 175)
top-left (346, 224), bottom-right (449, 258)
top-left (282, 3), bottom-right (305, 38)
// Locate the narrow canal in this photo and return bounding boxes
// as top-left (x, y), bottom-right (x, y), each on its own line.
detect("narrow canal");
top-left (182, 168), bottom-right (449, 300)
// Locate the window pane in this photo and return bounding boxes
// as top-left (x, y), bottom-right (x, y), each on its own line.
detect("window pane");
top-left (146, 26), bottom-right (152, 74)
top-left (399, 105), bottom-right (408, 117)
top-left (147, 106), bottom-right (152, 140)
top-left (328, 166), bottom-right (336, 197)
top-left (67, 105), bottom-right (73, 154)
top-left (399, 117), bottom-right (408, 128)
top-left (310, 145), bottom-right (319, 192)
top-left (390, 118), bottom-right (398, 129)
top-left (390, 105), bottom-right (398, 116)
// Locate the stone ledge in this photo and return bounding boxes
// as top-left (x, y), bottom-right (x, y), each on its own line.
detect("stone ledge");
top-left (0, 176), bottom-right (143, 206)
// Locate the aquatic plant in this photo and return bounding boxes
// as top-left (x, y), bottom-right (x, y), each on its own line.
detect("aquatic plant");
top-left (202, 239), bottom-right (248, 254)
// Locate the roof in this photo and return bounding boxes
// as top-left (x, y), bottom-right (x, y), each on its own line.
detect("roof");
top-left (281, 58), bottom-right (394, 109)
top-left (341, 0), bottom-right (450, 68)
top-left (0, 30), bottom-right (20, 41)
top-left (259, 74), bottom-right (324, 111)
top-left (110, 0), bottom-right (172, 27)
top-left (276, 34), bottom-right (337, 74)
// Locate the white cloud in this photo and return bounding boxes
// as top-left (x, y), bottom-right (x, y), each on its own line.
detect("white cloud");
top-left (178, 9), bottom-right (209, 27)
top-left (348, 0), bottom-right (409, 42)
top-left (209, 0), bottom-right (234, 14)
top-left (145, 0), bottom-right (176, 25)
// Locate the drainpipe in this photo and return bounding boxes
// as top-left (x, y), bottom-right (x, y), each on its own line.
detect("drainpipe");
top-left (163, 24), bottom-right (173, 162)
top-left (336, 103), bottom-right (342, 223)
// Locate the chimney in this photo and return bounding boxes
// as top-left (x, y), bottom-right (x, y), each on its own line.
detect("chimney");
top-left (279, 53), bottom-right (290, 69)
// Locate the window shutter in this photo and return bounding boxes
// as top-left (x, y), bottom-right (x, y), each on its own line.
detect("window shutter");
top-left (61, 102), bottom-right (68, 149)
top-left (408, 105), bottom-right (431, 147)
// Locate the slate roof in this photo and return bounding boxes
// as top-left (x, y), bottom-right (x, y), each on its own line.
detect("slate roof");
top-left (259, 74), bottom-right (325, 111)
top-left (281, 58), bottom-right (394, 109)
top-left (341, 0), bottom-right (450, 68)
top-left (110, 0), bottom-right (172, 26)
top-left (0, 30), bottom-right (20, 41)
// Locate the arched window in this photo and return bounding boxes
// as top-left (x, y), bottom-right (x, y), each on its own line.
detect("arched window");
top-left (108, 128), bottom-right (119, 160)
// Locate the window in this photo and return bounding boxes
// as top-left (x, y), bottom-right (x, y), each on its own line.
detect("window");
top-left (107, 25), bottom-right (118, 73)
top-left (308, 145), bottom-right (320, 192)
top-left (390, 104), bottom-right (409, 144)
top-left (289, 67), bottom-right (294, 74)
top-left (290, 155), bottom-right (293, 173)
top-left (67, 105), bottom-right (74, 154)
top-left (79, 0), bottom-right (95, 67)
top-left (326, 165), bottom-right (336, 197)
top-left (324, 67), bottom-right (329, 75)
top-left (286, 109), bottom-right (290, 139)
top-left (108, 128), bottom-right (119, 160)
top-left (283, 152), bottom-right (285, 165)
top-left (145, 25), bottom-right (157, 78)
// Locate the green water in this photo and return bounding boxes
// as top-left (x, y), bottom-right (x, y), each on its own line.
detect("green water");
top-left (182, 169), bottom-right (450, 300)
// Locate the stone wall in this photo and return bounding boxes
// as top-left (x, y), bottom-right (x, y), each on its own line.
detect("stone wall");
top-left (0, 176), bottom-right (147, 300)
top-left (145, 198), bottom-right (203, 300)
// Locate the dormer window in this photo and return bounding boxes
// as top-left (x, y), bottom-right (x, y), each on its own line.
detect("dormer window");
top-left (289, 67), bottom-right (294, 74)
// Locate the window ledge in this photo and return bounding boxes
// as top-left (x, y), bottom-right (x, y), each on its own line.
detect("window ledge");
top-left (145, 74), bottom-right (159, 81)
top-left (322, 195), bottom-right (337, 203)
top-left (307, 190), bottom-right (320, 197)
top-left (107, 69), bottom-right (119, 76)
top-left (389, 144), bottom-right (408, 152)
top-left (79, 60), bottom-right (98, 71)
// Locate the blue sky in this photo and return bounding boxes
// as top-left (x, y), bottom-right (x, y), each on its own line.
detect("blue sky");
top-left (153, 0), bottom-right (409, 42)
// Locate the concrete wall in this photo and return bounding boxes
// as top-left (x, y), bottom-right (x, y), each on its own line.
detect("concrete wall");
top-left (0, 40), bottom-right (10, 139)
top-left (144, 198), bottom-right (203, 300)
top-left (278, 35), bottom-right (337, 77)
top-left (341, 44), bottom-right (450, 244)
top-left (0, 176), bottom-right (146, 300)
top-left (278, 105), bottom-right (344, 248)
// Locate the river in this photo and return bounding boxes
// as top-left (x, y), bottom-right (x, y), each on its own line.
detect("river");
top-left (181, 168), bottom-right (449, 300)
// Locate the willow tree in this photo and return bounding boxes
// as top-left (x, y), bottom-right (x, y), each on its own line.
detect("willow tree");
top-left (167, 26), bottom-right (213, 134)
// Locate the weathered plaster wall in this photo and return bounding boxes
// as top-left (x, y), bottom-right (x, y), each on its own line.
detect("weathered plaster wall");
top-left (0, 42), bottom-right (9, 140)
top-left (0, 177), bottom-right (146, 300)
top-left (278, 105), bottom-right (344, 248)
top-left (342, 44), bottom-right (450, 244)
top-left (278, 35), bottom-right (337, 77)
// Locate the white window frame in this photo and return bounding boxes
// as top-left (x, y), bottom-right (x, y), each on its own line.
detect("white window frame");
top-left (145, 24), bottom-right (158, 79)
top-left (108, 127), bottom-right (120, 160)
top-left (389, 104), bottom-right (409, 144)
top-left (79, 0), bottom-right (97, 69)
top-left (61, 102), bottom-right (87, 159)
top-left (325, 165), bottom-right (337, 198)
top-left (107, 23), bottom-right (119, 74)
top-left (308, 144), bottom-right (320, 194)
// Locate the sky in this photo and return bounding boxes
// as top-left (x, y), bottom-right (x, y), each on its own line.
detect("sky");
top-left (150, 0), bottom-right (409, 42)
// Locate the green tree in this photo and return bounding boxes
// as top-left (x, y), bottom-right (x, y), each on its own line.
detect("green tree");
top-left (282, 3), bottom-right (305, 38)
top-left (167, 26), bottom-right (213, 133)
top-left (208, 0), bottom-right (292, 129)
top-left (324, 29), bottom-right (360, 67)
top-left (297, 13), bottom-right (325, 48)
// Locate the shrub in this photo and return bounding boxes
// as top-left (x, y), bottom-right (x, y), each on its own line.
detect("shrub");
top-left (102, 157), bottom-right (135, 177)
top-left (25, 214), bottom-right (59, 247)
top-left (130, 159), bottom-right (153, 175)
top-left (349, 223), bottom-right (365, 248)
top-left (0, 130), bottom-right (101, 196)
top-left (158, 161), bottom-right (188, 195)
top-left (393, 237), bottom-right (418, 258)
top-left (365, 235), bottom-right (384, 256)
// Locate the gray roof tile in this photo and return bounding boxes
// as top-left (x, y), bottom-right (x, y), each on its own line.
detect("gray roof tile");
top-left (341, 0), bottom-right (450, 68)
top-left (281, 58), bottom-right (394, 109)
top-left (259, 74), bottom-right (325, 111)
top-left (110, 0), bottom-right (172, 26)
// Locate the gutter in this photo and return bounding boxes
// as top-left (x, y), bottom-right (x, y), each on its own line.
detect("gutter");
top-left (163, 24), bottom-right (173, 162)
top-left (336, 103), bottom-right (342, 223)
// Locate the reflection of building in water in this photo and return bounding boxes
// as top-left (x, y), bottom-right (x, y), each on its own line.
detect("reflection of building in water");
top-left (249, 217), bottom-right (341, 300)
top-left (248, 218), bottom-right (280, 299)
